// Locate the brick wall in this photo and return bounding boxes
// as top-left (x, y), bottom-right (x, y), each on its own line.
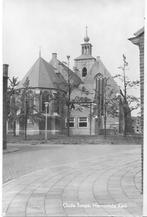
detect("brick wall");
top-left (129, 29), bottom-right (144, 133)
top-left (139, 33), bottom-right (144, 133)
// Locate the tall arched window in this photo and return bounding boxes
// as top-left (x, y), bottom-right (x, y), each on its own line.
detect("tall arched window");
top-left (82, 67), bottom-right (87, 77)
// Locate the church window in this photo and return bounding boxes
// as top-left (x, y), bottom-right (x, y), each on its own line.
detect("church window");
top-left (82, 67), bottom-right (87, 77)
top-left (52, 93), bottom-right (60, 114)
top-left (78, 117), bottom-right (88, 127)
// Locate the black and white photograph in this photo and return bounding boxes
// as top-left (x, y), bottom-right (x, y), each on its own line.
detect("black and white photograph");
top-left (2, 0), bottom-right (146, 216)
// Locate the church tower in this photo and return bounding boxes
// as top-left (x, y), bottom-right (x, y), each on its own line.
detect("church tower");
top-left (74, 26), bottom-right (96, 81)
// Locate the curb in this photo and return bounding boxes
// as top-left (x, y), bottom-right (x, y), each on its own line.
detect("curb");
top-left (3, 148), bottom-right (20, 154)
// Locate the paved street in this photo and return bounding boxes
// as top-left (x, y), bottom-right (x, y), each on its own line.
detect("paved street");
top-left (3, 144), bottom-right (142, 217)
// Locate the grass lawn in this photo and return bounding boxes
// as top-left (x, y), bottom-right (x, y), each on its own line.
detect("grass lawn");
top-left (7, 133), bottom-right (143, 145)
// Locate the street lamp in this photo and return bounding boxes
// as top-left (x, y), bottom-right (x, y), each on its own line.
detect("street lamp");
top-left (44, 102), bottom-right (49, 143)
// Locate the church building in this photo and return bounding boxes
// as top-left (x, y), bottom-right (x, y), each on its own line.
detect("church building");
top-left (10, 28), bottom-right (120, 136)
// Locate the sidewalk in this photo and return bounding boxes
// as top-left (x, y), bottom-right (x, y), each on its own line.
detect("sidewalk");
top-left (3, 143), bottom-right (33, 154)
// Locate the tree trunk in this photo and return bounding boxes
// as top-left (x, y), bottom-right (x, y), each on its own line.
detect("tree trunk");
top-left (13, 121), bottom-right (16, 136)
top-left (104, 115), bottom-right (107, 138)
top-left (24, 120), bottom-right (27, 140)
top-left (123, 102), bottom-right (133, 136)
top-left (24, 113), bottom-right (27, 140)
top-left (123, 112), bottom-right (127, 137)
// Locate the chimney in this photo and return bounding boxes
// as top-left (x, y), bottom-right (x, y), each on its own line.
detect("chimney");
top-left (3, 64), bottom-right (9, 78)
top-left (96, 56), bottom-right (100, 61)
top-left (52, 53), bottom-right (57, 59)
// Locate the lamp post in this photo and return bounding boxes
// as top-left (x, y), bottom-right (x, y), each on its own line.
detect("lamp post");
top-left (45, 102), bottom-right (49, 143)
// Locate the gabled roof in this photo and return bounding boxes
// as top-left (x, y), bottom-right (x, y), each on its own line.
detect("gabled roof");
top-left (128, 27), bottom-right (144, 45)
top-left (18, 57), bottom-right (64, 90)
top-left (134, 27), bottom-right (144, 37)
top-left (74, 54), bottom-right (96, 61)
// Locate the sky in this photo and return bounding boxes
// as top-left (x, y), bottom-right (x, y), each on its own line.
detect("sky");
top-left (3, 0), bottom-right (144, 114)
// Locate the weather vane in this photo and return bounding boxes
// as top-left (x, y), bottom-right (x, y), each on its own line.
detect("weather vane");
top-left (39, 46), bottom-right (41, 57)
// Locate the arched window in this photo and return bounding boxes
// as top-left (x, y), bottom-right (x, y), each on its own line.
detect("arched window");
top-left (82, 67), bottom-right (87, 77)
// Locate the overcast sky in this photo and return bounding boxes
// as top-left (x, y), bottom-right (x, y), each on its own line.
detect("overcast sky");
top-left (3, 0), bottom-right (144, 115)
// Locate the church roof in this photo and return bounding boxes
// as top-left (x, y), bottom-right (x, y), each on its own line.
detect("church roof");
top-left (17, 57), bottom-right (64, 90)
top-left (50, 55), bottom-right (82, 88)
top-left (74, 54), bottom-right (96, 61)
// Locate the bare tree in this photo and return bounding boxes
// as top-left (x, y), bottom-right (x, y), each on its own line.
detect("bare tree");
top-left (18, 77), bottom-right (43, 139)
top-left (114, 54), bottom-right (140, 136)
top-left (57, 56), bottom-right (86, 136)
top-left (7, 76), bottom-right (20, 136)
top-left (92, 76), bottom-right (119, 137)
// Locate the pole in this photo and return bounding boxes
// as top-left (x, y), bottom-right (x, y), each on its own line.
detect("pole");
top-left (104, 78), bottom-right (107, 139)
top-left (3, 64), bottom-right (9, 150)
top-left (45, 102), bottom-right (48, 143)
top-left (89, 103), bottom-right (92, 136)
top-left (141, 141), bottom-right (143, 194)
top-left (97, 78), bottom-right (101, 134)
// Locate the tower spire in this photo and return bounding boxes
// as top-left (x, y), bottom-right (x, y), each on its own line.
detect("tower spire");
top-left (84, 25), bottom-right (90, 42)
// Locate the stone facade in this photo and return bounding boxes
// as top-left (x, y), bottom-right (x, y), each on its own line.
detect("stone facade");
top-left (139, 33), bottom-right (144, 133)
top-left (132, 116), bottom-right (142, 134)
